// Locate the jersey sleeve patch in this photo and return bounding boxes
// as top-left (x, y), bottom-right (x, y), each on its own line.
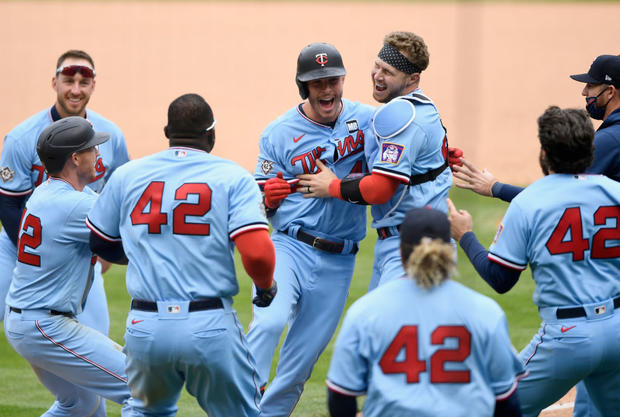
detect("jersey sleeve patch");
top-left (380, 143), bottom-right (405, 165)
top-left (372, 99), bottom-right (416, 139)
top-left (326, 379), bottom-right (366, 397)
top-left (1, 166), bottom-right (15, 183)
top-left (488, 252), bottom-right (527, 271)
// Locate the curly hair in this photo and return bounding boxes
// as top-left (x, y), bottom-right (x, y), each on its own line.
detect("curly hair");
top-left (384, 31), bottom-right (429, 72)
top-left (537, 106), bottom-right (594, 174)
top-left (402, 238), bottom-right (456, 289)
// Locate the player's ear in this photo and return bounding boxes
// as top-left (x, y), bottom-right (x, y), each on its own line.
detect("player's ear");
top-left (204, 131), bottom-right (215, 153)
top-left (51, 76), bottom-right (57, 90)
top-left (163, 126), bottom-right (170, 139)
top-left (406, 73), bottom-right (420, 88)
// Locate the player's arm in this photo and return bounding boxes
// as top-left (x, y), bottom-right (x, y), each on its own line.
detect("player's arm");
top-left (0, 193), bottom-right (27, 245)
top-left (447, 198), bottom-right (521, 293)
top-left (233, 228), bottom-right (277, 307)
top-left (327, 388), bottom-right (357, 417)
top-left (88, 231), bottom-right (128, 265)
top-left (297, 159), bottom-right (400, 205)
top-left (453, 158), bottom-right (523, 203)
top-left (494, 390), bottom-right (522, 417)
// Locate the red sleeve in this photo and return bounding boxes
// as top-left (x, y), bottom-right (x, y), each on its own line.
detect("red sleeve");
top-left (328, 173), bottom-right (401, 205)
top-left (233, 229), bottom-right (275, 289)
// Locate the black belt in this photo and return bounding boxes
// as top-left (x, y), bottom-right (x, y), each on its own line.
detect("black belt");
top-left (280, 229), bottom-right (358, 254)
top-left (9, 306), bottom-right (73, 318)
top-left (556, 296), bottom-right (620, 319)
top-left (131, 298), bottom-right (223, 312)
top-left (377, 225), bottom-right (401, 240)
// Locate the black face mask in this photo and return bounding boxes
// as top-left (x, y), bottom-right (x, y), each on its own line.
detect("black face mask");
top-left (585, 86), bottom-right (611, 120)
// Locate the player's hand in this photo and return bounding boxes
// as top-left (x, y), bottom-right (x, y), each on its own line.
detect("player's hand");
top-left (448, 147), bottom-right (464, 170)
top-left (296, 159), bottom-right (337, 199)
top-left (452, 158), bottom-right (497, 197)
top-left (447, 198), bottom-right (473, 241)
top-left (253, 281), bottom-right (277, 307)
top-left (99, 258), bottom-right (112, 275)
top-left (264, 172), bottom-right (292, 209)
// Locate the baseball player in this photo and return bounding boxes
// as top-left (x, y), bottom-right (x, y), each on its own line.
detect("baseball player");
top-left (327, 207), bottom-right (524, 417)
top-left (247, 42), bottom-right (374, 416)
top-left (87, 94), bottom-right (276, 416)
top-left (451, 54), bottom-right (620, 417)
top-left (0, 50), bottom-right (129, 332)
top-left (449, 106), bottom-right (620, 416)
top-left (297, 31), bottom-right (453, 291)
top-left (4, 117), bottom-right (131, 416)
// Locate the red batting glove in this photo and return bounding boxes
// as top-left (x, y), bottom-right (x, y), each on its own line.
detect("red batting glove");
top-left (448, 147), bottom-right (464, 170)
top-left (264, 172), bottom-right (292, 209)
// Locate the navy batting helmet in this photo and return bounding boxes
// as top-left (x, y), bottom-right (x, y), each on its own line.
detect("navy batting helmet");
top-left (296, 42), bottom-right (346, 99)
top-left (37, 116), bottom-right (109, 174)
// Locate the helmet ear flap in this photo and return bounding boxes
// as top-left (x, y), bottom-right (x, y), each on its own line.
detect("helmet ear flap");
top-left (296, 79), bottom-right (308, 99)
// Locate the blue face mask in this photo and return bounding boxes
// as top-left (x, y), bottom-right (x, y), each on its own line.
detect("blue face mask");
top-left (585, 86), bottom-right (611, 120)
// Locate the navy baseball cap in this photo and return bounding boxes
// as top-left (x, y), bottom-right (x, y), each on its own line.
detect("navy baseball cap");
top-left (570, 54), bottom-right (620, 87)
top-left (400, 207), bottom-right (451, 247)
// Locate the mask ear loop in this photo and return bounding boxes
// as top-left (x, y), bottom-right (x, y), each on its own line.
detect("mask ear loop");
top-left (205, 119), bottom-right (217, 132)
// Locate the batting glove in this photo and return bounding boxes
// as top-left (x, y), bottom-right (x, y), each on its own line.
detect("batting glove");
top-left (448, 147), bottom-right (464, 170)
top-left (253, 281), bottom-right (277, 307)
top-left (264, 172), bottom-right (293, 209)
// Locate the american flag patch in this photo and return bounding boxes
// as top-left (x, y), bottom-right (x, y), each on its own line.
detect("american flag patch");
top-left (174, 150), bottom-right (187, 158)
top-left (167, 305), bottom-right (181, 313)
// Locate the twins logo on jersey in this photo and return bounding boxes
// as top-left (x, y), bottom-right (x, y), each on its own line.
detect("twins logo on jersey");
top-left (91, 157), bottom-right (106, 183)
top-left (381, 143), bottom-right (404, 164)
top-left (290, 130), bottom-right (364, 174)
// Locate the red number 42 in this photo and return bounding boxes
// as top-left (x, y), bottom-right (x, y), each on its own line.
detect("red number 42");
top-left (546, 206), bottom-right (620, 261)
top-left (379, 325), bottom-right (471, 384)
top-left (130, 182), bottom-right (212, 235)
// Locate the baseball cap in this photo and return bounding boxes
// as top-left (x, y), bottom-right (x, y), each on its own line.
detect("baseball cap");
top-left (570, 54), bottom-right (620, 87)
top-left (400, 207), bottom-right (451, 247)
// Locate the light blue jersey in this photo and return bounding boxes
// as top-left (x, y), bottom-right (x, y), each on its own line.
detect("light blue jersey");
top-left (255, 99), bottom-right (374, 242)
top-left (6, 178), bottom-right (97, 314)
top-left (365, 90), bottom-right (452, 290)
top-left (488, 174), bottom-right (620, 308)
top-left (327, 278), bottom-right (524, 417)
top-left (365, 90), bottom-right (452, 229)
top-left (87, 147), bottom-right (268, 301)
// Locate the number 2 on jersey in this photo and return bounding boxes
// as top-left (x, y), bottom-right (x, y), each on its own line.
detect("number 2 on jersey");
top-left (17, 214), bottom-right (42, 266)
top-left (130, 181), bottom-right (212, 235)
top-left (379, 325), bottom-right (471, 383)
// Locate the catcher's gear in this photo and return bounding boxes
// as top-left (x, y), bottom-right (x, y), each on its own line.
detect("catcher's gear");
top-left (448, 147), bottom-right (464, 170)
top-left (296, 42), bottom-right (346, 99)
top-left (37, 116), bottom-right (110, 174)
top-left (253, 281), bottom-right (278, 307)
top-left (264, 171), bottom-right (292, 209)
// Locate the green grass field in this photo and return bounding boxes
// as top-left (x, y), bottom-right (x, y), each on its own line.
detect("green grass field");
top-left (0, 187), bottom-right (540, 416)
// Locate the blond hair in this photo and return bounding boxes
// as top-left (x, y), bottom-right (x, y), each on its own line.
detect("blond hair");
top-left (384, 31), bottom-right (429, 72)
top-left (404, 237), bottom-right (455, 289)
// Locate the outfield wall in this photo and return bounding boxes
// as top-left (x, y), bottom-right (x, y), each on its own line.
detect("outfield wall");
top-left (0, 1), bottom-right (618, 184)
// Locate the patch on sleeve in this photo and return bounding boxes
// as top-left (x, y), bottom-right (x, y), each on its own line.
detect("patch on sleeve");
top-left (492, 224), bottom-right (504, 244)
top-left (261, 160), bottom-right (274, 175)
top-left (380, 143), bottom-right (405, 164)
top-left (0, 166), bottom-right (15, 182)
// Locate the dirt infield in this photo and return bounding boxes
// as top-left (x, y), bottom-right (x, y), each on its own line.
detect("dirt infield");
top-left (1, 1), bottom-right (619, 185)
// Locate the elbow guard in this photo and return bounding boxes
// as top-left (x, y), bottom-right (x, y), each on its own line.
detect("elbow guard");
top-left (340, 176), bottom-right (370, 205)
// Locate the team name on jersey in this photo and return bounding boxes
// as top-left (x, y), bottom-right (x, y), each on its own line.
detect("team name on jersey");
top-left (290, 130), bottom-right (364, 173)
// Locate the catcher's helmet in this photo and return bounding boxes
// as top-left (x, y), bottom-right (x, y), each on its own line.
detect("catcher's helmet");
top-left (296, 42), bottom-right (346, 99)
top-left (37, 116), bottom-right (110, 174)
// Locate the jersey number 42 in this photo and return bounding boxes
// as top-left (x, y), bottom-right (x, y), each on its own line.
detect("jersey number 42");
top-left (379, 325), bottom-right (471, 384)
top-left (130, 181), bottom-right (212, 235)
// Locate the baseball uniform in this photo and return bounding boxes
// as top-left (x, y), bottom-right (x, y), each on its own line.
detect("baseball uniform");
top-left (87, 146), bottom-right (267, 417)
top-left (327, 277), bottom-right (525, 417)
top-left (488, 174), bottom-right (620, 416)
top-left (364, 90), bottom-right (452, 290)
top-left (4, 177), bottom-right (131, 416)
top-left (0, 106), bottom-right (129, 335)
top-left (249, 99), bottom-right (374, 416)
